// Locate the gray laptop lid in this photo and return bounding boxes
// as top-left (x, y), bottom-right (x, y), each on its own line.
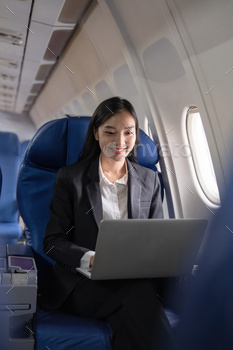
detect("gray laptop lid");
top-left (77, 219), bottom-right (208, 280)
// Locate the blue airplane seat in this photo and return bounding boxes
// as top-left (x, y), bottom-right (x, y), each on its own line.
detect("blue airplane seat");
top-left (20, 140), bottom-right (30, 160)
top-left (0, 132), bottom-right (22, 245)
top-left (173, 167), bottom-right (233, 350)
top-left (16, 116), bottom-right (168, 350)
top-left (17, 116), bottom-right (112, 350)
top-left (138, 129), bottom-right (164, 199)
top-left (0, 167), bottom-right (2, 196)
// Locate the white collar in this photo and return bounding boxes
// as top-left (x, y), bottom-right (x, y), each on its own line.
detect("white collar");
top-left (98, 156), bottom-right (128, 185)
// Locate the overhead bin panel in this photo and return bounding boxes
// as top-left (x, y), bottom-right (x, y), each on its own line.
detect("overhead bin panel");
top-left (35, 64), bottom-right (54, 81)
top-left (15, 60), bottom-right (46, 113)
top-left (0, 0), bottom-right (32, 22)
top-left (43, 29), bottom-right (73, 61)
top-left (15, 20), bottom-right (73, 113)
top-left (32, 0), bottom-right (92, 26)
top-left (0, 0), bottom-right (32, 113)
top-left (14, 0), bottom-right (90, 114)
top-left (22, 21), bottom-right (64, 63)
top-left (0, 0), bottom-right (92, 114)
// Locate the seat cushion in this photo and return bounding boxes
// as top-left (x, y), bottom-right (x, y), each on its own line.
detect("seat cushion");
top-left (34, 308), bottom-right (112, 350)
top-left (165, 308), bottom-right (180, 328)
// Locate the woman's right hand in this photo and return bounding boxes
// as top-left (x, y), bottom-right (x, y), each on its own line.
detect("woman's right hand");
top-left (90, 254), bottom-right (95, 267)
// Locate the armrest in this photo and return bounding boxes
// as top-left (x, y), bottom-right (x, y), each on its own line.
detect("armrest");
top-left (0, 243), bottom-right (37, 349)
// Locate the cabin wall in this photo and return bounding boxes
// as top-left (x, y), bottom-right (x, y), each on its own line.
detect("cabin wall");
top-left (165, 0), bottom-right (233, 197)
top-left (29, 0), bottom-right (233, 219)
top-left (0, 110), bottom-right (36, 142)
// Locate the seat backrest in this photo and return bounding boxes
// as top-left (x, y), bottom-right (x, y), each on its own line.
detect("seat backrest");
top-left (0, 167), bottom-right (2, 197)
top-left (17, 116), bottom-right (162, 289)
top-left (20, 140), bottom-right (30, 160)
top-left (0, 132), bottom-right (21, 223)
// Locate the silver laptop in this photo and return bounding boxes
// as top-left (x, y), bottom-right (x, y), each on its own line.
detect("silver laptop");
top-left (76, 219), bottom-right (208, 280)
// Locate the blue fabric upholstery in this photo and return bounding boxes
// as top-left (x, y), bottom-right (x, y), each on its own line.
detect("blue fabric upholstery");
top-left (0, 132), bottom-right (22, 244)
top-left (20, 140), bottom-right (30, 160)
top-left (17, 117), bottom-right (112, 350)
top-left (173, 167), bottom-right (233, 349)
top-left (35, 307), bottom-right (112, 350)
top-left (0, 167), bottom-right (2, 197)
top-left (16, 116), bottom-right (167, 350)
top-left (17, 117), bottom-right (163, 273)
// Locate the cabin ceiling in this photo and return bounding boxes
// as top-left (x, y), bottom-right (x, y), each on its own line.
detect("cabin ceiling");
top-left (0, 0), bottom-right (92, 116)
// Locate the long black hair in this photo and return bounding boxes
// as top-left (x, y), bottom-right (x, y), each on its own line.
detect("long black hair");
top-left (78, 97), bottom-right (139, 163)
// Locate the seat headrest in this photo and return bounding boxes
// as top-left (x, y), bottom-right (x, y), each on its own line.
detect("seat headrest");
top-left (0, 167), bottom-right (2, 197)
top-left (0, 132), bottom-right (21, 223)
top-left (0, 132), bottom-right (20, 156)
top-left (24, 116), bottom-right (158, 170)
top-left (25, 117), bottom-right (91, 170)
top-left (138, 130), bottom-right (158, 170)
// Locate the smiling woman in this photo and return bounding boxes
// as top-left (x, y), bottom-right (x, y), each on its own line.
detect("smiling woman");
top-left (94, 110), bottom-right (135, 163)
top-left (79, 97), bottom-right (140, 163)
top-left (42, 97), bottom-right (170, 350)
top-left (94, 118), bottom-right (135, 159)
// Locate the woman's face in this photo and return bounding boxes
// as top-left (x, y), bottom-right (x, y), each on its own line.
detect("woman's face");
top-left (94, 110), bottom-right (137, 162)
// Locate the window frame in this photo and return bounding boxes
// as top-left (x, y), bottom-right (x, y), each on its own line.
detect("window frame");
top-left (186, 106), bottom-right (220, 205)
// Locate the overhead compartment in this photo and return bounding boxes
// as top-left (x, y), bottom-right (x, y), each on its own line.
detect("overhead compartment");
top-left (0, 0), bottom-right (92, 114)
top-left (0, 0), bottom-right (32, 113)
top-left (32, 0), bottom-right (92, 26)
top-left (0, 0), bottom-right (32, 22)
top-left (15, 0), bottom-right (92, 114)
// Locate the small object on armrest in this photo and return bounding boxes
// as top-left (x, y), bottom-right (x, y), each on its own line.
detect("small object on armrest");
top-left (8, 256), bottom-right (37, 272)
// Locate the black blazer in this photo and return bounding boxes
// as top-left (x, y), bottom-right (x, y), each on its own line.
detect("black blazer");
top-left (43, 156), bottom-right (163, 308)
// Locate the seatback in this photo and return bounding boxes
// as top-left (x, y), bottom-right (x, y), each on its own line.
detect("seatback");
top-left (17, 116), bottom-right (162, 290)
top-left (0, 132), bottom-right (20, 223)
top-left (0, 167), bottom-right (2, 197)
top-left (0, 132), bottom-right (22, 244)
top-left (20, 140), bottom-right (30, 160)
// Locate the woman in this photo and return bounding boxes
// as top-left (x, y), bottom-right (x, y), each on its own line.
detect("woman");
top-left (43, 97), bottom-right (172, 350)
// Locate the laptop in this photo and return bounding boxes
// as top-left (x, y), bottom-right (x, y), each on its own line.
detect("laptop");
top-left (76, 219), bottom-right (208, 280)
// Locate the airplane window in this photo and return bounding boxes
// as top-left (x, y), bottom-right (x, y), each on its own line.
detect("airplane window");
top-left (82, 92), bottom-right (96, 115)
top-left (113, 64), bottom-right (137, 95)
top-left (95, 80), bottom-right (112, 101)
top-left (64, 105), bottom-right (73, 115)
top-left (72, 98), bottom-right (84, 114)
top-left (187, 107), bottom-right (220, 205)
top-left (144, 116), bottom-right (153, 139)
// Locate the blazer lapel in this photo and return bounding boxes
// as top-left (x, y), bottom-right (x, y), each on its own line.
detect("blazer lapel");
top-left (86, 157), bottom-right (103, 228)
top-left (85, 157), bottom-right (142, 223)
top-left (127, 159), bottom-right (141, 219)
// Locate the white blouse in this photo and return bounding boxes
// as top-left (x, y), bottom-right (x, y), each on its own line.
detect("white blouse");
top-left (80, 157), bottom-right (128, 267)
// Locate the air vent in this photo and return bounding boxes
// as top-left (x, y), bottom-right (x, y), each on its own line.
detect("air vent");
top-left (0, 57), bottom-right (19, 69)
top-left (0, 28), bottom-right (23, 46)
top-left (0, 73), bottom-right (16, 81)
top-left (0, 85), bottom-right (15, 91)
top-left (43, 29), bottom-right (73, 60)
top-left (2, 93), bottom-right (14, 98)
top-left (0, 100), bottom-right (12, 107)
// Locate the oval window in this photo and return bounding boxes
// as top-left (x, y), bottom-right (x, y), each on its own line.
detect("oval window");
top-left (186, 107), bottom-right (220, 205)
